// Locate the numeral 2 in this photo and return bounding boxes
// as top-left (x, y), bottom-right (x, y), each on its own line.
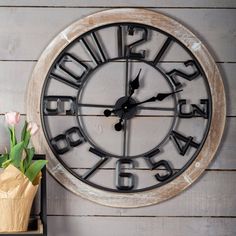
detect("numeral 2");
top-left (166, 60), bottom-right (201, 89)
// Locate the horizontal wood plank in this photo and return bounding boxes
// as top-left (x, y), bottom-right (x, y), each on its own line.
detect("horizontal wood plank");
top-left (47, 216), bottom-right (236, 236)
top-left (0, 108), bottom-right (235, 170)
top-left (1, 62), bottom-right (235, 115)
top-left (0, 8), bottom-right (235, 61)
top-left (1, 0), bottom-right (236, 8)
top-left (46, 170), bottom-right (236, 216)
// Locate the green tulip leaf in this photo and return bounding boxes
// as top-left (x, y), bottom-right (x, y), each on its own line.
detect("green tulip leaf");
top-left (21, 121), bottom-right (28, 144)
top-left (9, 141), bottom-right (24, 168)
top-left (24, 147), bottom-right (35, 170)
top-left (0, 154), bottom-right (9, 168)
top-left (25, 160), bottom-right (47, 183)
top-left (2, 159), bottom-right (12, 169)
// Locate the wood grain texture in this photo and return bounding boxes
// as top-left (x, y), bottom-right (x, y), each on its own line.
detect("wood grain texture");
top-left (1, 0), bottom-right (236, 8)
top-left (47, 216), bottom-right (236, 236)
top-left (0, 8), bottom-right (235, 61)
top-left (26, 8), bottom-right (226, 207)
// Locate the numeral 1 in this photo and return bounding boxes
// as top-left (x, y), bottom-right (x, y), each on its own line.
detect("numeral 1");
top-left (82, 147), bottom-right (108, 180)
top-left (80, 32), bottom-right (107, 65)
top-left (50, 127), bottom-right (85, 154)
top-left (116, 159), bottom-right (135, 190)
top-left (166, 60), bottom-right (201, 89)
top-left (153, 37), bottom-right (172, 65)
top-left (170, 130), bottom-right (200, 156)
top-left (43, 96), bottom-right (76, 115)
top-left (178, 99), bottom-right (209, 119)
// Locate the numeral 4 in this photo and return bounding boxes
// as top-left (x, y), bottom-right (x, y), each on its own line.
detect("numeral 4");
top-left (170, 130), bottom-right (200, 156)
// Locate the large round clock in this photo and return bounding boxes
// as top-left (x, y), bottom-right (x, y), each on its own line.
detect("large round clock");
top-left (26, 8), bottom-right (226, 207)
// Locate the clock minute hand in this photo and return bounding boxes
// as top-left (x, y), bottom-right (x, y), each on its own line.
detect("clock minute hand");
top-left (103, 89), bottom-right (182, 117)
top-left (129, 89), bottom-right (183, 108)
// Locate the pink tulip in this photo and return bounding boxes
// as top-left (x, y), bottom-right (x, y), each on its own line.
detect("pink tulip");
top-left (27, 122), bottom-right (39, 136)
top-left (5, 111), bottom-right (20, 126)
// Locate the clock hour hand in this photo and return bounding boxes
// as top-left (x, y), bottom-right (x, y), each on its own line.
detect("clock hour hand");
top-left (129, 68), bottom-right (142, 97)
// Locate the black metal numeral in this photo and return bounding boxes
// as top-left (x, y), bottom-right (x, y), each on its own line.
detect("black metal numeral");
top-left (80, 32), bottom-right (107, 65)
top-left (117, 25), bottom-right (123, 57)
top-left (116, 159), bottom-right (135, 190)
top-left (126, 25), bottom-right (148, 58)
top-left (117, 25), bottom-right (148, 59)
top-left (82, 147), bottom-right (108, 180)
top-left (153, 37), bottom-right (172, 65)
top-left (50, 127), bottom-right (85, 154)
top-left (50, 53), bottom-right (90, 89)
top-left (154, 160), bottom-right (173, 182)
top-left (144, 148), bottom-right (161, 170)
top-left (144, 150), bottom-right (173, 182)
top-left (166, 60), bottom-right (201, 89)
top-left (178, 99), bottom-right (209, 119)
top-left (170, 130), bottom-right (200, 156)
top-left (43, 96), bottom-right (76, 115)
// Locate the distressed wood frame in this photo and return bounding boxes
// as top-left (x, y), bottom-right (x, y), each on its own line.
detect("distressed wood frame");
top-left (26, 8), bottom-right (226, 208)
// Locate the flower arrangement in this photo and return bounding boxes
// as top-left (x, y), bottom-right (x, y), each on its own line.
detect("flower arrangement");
top-left (0, 111), bottom-right (47, 182)
top-left (0, 111), bottom-right (47, 232)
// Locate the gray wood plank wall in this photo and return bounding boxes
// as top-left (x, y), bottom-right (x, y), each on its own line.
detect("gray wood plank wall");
top-left (0, 1), bottom-right (235, 235)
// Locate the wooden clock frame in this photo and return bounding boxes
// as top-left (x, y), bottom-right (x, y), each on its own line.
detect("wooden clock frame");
top-left (26, 8), bottom-right (226, 208)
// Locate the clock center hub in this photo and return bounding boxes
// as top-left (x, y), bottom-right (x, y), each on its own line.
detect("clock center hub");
top-left (114, 96), bottom-right (137, 119)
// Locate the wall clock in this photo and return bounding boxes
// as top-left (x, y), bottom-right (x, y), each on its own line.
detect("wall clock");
top-left (26, 8), bottom-right (226, 207)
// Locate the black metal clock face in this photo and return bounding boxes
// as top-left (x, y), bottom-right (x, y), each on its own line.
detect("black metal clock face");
top-left (41, 23), bottom-right (211, 193)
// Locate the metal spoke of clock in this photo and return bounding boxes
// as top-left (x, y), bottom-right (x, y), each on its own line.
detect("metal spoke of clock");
top-left (137, 106), bottom-right (176, 111)
top-left (125, 58), bottom-right (129, 97)
top-left (77, 103), bottom-right (114, 109)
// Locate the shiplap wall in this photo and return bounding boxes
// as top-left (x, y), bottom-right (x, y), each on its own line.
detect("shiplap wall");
top-left (0, 1), bottom-right (236, 235)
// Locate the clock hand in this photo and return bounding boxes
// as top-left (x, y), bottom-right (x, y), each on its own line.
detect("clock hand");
top-left (114, 117), bottom-right (124, 131)
top-left (129, 68), bottom-right (141, 97)
top-left (130, 89), bottom-right (183, 107)
top-left (104, 89), bottom-right (182, 117)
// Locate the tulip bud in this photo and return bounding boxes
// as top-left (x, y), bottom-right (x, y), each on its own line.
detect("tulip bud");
top-left (27, 122), bottom-right (39, 136)
top-left (5, 111), bottom-right (20, 126)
